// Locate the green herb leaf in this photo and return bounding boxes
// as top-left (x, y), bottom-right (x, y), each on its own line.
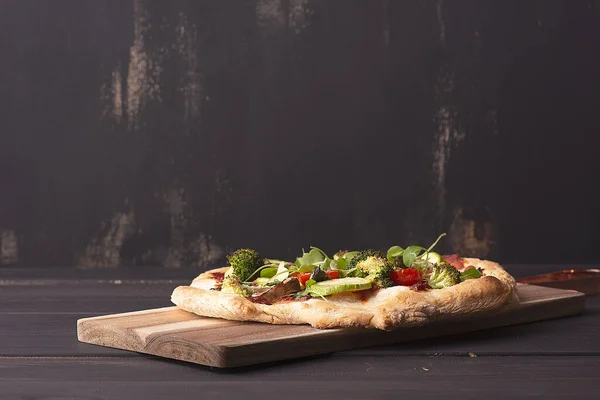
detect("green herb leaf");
top-left (309, 246), bottom-right (329, 259)
top-left (402, 233), bottom-right (447, 267)
top-left (460, 268), bottom-right (482, 281)
top-left (247, 264), bottom-right (278, 281)
top-left (268, 262), bottom-right (289, 283)
top-left (386, 245), bottom-right (404, 262)
top-left (295, 248), bottom-right (326, 267)
top-left (424, 233), bottom-right (446, 254)
top-left (295, 264), bottom-right (317, 273)
top-left (311, 246), bottom-right (334, 269)
top-left (305, 279), bottom-right (317, 287)
top-left (259, 267), bottom-right (278, 278)
top-left (330, 257), bottom-right (347, 270)
top-left (402, 245), bottom-right (426, 268)
top-left (333, 251), bottom-right (359, 270)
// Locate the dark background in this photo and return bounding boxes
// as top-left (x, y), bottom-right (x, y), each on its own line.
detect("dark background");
top-left (1, 0), bottom-right (599, 269)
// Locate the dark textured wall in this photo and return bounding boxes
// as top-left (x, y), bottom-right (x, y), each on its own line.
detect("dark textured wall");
top-left (1, 0), bottom-right (599, 268)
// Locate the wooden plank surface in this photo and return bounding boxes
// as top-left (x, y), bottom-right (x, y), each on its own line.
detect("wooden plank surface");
top-left (1, 278), bottom-right (596, 358)
top-left (77, 284), bottom-right (586, 367)
top-left (1, 356), bottom-right (599, 399)
top-left (1, 266), bottom-right (599, 399)
top-left (2, 298), bottom-right (600, 357)
top-left (0, 283), bottom-right (177, 313)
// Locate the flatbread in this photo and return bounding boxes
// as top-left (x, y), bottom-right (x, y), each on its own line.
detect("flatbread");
top-left (171, 258), bottom-right (518, 330)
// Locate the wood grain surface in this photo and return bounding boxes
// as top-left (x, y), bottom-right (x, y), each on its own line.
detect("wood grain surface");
top-left (77, 284), bottom-right (585, 368)
top-left (2, 356), bottom-right (600, 399)
top-left (2, 265), bottom-right (600, 399)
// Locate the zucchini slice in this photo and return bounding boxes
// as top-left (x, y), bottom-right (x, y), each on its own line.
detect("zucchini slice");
top-left (308, 277), bottom-right (372, 297)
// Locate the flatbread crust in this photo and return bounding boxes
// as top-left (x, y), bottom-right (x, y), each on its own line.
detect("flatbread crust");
top-left (171, 258), bottom-right (518, 330)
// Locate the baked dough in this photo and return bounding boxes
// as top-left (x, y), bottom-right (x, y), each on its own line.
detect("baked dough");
top-left (171, 258), bottom-right (518, 330)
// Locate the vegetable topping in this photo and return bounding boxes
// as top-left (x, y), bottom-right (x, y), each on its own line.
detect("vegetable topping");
top-left (390, 268), bottom-right (423, 286)
top-left (219, 233), bottom-right (484, 302)
top-left (226, 248), bottom-right (265, 282)
top-left (350, 251), bottom-right (394, 289)
top-left (425, 263), bottom-right (461, 289)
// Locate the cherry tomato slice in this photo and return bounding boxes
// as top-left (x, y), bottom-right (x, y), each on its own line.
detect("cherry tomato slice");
top-left (294, 272), bottom-right (312, 286)
top-left (325, 270), bottom-right (339, 279)
top-left (292, 270), bottom-right (339, 286)
top-left (291, 270), bottom-right (340, 287)
top-left (390, 268), bottom-right (423, 286)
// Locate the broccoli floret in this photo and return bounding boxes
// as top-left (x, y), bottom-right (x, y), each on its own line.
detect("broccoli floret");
top-left (367, 264), bottom-right (395, 288)
top-left (226, 248), bottom-right (265, 282)
top-left (426, 263), bottom-right (461, 289)
top-left (220, 275), bottom-right (252, 296)
top-left (347, 249), bottom-right (386, 269)
top-left (350, 251), bottom-right (394, 288)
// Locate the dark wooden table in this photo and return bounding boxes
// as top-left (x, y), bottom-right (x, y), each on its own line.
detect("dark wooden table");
top-left (1, 265), bottom-right (599, 399)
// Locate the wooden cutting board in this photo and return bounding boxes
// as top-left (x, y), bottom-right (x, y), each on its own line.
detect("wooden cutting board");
top-left (77, 284), bottom-right (585, 368)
